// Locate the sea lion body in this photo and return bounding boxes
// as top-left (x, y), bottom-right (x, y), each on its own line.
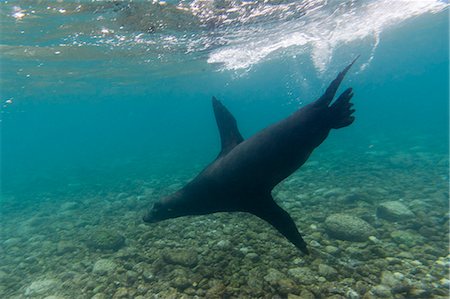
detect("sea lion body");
top-left (144, 58), bottom-right (358, 254)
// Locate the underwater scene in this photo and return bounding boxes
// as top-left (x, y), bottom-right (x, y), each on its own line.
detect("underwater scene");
top-left (1, 0), bottom-right (449, 298)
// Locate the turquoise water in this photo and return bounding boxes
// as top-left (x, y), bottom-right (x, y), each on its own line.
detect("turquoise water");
top-left (1, 1), bottom-right (449, 298)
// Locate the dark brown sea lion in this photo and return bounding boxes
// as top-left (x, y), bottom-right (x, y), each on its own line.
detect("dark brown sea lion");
top-left (144, 58), bottom-right (358, 254)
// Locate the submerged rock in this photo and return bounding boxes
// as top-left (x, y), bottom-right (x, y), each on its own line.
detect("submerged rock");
top-left (325, 213), bottom-right (376, 242)
top-left (318, 263), bottom-right (338, 279)
top-left (93, 259), bottom-right (117, 275)
top-left (390, 230), bottom-right (424, 247)
top-left (287, 267), bottom-right (316, 284)
top-left (60, 201), bottom-right (79, 211)
top-left (25, 279), bottom-right (58, 296)
top-left (87, 229), bottom-right (125, 251)
top-left (162, 249), bottom-right (198, 268)
top-left (371, 284), bottom-right (392, 298)
top-left (264, 268), bottom-right (286, 285)
top-left (377, 201), bottom-right (414, 221)
top-left (56, 241), bottom-right (78, 255)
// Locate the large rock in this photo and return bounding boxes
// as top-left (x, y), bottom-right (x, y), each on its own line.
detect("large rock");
top-left (377, 201), bottom-right (414, 221)
top-left (325, 213), bottom-right (376, 242)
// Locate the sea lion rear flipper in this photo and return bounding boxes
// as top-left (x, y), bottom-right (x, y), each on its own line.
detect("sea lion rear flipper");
top-left (250, 194), bottom-right (310, 255)
top-left (212, 97), bottom-right (244, 158)
top-left (328, 87), bottom-right (355, 129)
top-left (315, 56), bottom-right (359, 107)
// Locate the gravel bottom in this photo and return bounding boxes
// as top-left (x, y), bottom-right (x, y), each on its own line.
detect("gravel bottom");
top-left (1, 146), bottom-right (448, 299)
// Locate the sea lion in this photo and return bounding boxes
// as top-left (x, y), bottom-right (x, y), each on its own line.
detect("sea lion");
top-left (144, 58), bottom-right (358, 254)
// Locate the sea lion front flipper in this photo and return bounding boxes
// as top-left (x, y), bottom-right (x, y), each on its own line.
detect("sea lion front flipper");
top-left (250, 194), bottom-right (310, 255)
top-left (212, 97), bottom-right (244, 158)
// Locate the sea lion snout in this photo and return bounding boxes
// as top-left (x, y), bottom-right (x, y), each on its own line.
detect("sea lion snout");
top-left (142, 202), bottom-right (162, 223)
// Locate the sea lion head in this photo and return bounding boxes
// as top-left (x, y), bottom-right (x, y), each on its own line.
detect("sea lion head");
top-left (143, 192), bottom-right (183, 223)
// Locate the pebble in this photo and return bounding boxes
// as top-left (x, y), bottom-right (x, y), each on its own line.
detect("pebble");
top-left (162, 249), bottom-right (198, 268)
top-left (60, 201), bottom-right (79, 211)
top-left (439, 278), bottom-right (450, 288)
top-left (390, 230), bottom-right (423, 247)
top-left (287, 267), bottom-right (316, 284)
top-left (56, 241), bottom-right (78, 255)
top-left (113, 287), bottom-right (129, 299)
top-left (216, 239), bottom-right (231, 249)
top-left (371, 285), bottom-right (392, 298)
top-left (25, 279), bottom-right (58, 296)
top-left (92, 259), bottom-right (117, 275)
top-left (264, 268), bottom-right (286, 285)
top-left (318, 264), bottom-right (338, 279)
top-left (86, 230), bottom-right (125, 251)
top-left (324, 245), bottom-right (340, 255)
top-left (245, 252), bottom-right (259, 262)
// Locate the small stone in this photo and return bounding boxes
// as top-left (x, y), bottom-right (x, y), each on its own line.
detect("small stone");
top-left (205, 280), bottom-right (226, 297)
top-left (299, 289), bottom-right (315, 299)
top-left (4, 238), bottom-right (21, 247)
top-left (264, 268), bottom-right (286, 285)
top-left (246, 252), bottom-right (259, 262)
top-left (287, 267), bottom-right (316, 284)
top-left (380, 271), bottom-right (400, 288)
top-left (440, 278), bottom-right (450, 288)
top-left (368, 236), bottom-right (380, 243)
top-left (171, 276), bottom-right (190, 290)
top-left (25, 279), bottom-right (58, 296)
top-left (390, 230), bottom-right (424, 247)
top-left (376, 201), bottom-right (414, 221)
top-left (60, 201), bottom-right (79, 210)
top-left (239, 247), bottom-right (251, 254)
top-left (362, 291), bottom-right (377, 299)
top-left (324, 245), bottom-right (340, 255)
top-left (57, 241), bottom-right (77, 255)
top-left (91, 293), bottom-right (107, 299)
top-left (371, 285), bottom-right (392, 298)
top-left (277, 278), bottom-right (296, 295)
top-left (355, 281), bottom-right (370, 295)
top-left (216, 240), bottom-right (231, 249)
top-left (346, 289), bottom-right (360, 299)
top-left (325, 213), bottom-right (376, 242)
top-left (162, 249), bottom-right (198, 268)
top-left (397, 251), bottom-right (414, 259)
top-left (87, 230), bottom-right (125, 251)
top-left (310, 240), bottom-right (321, 247)
top-left (93, 259), bottom-right (117, 275)
top-left (409, 288), bottom-right (429, 297)
top-left (113, 287), bottom-right (129, 299)
top-left (318, 264), bottom-right (338, 279)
